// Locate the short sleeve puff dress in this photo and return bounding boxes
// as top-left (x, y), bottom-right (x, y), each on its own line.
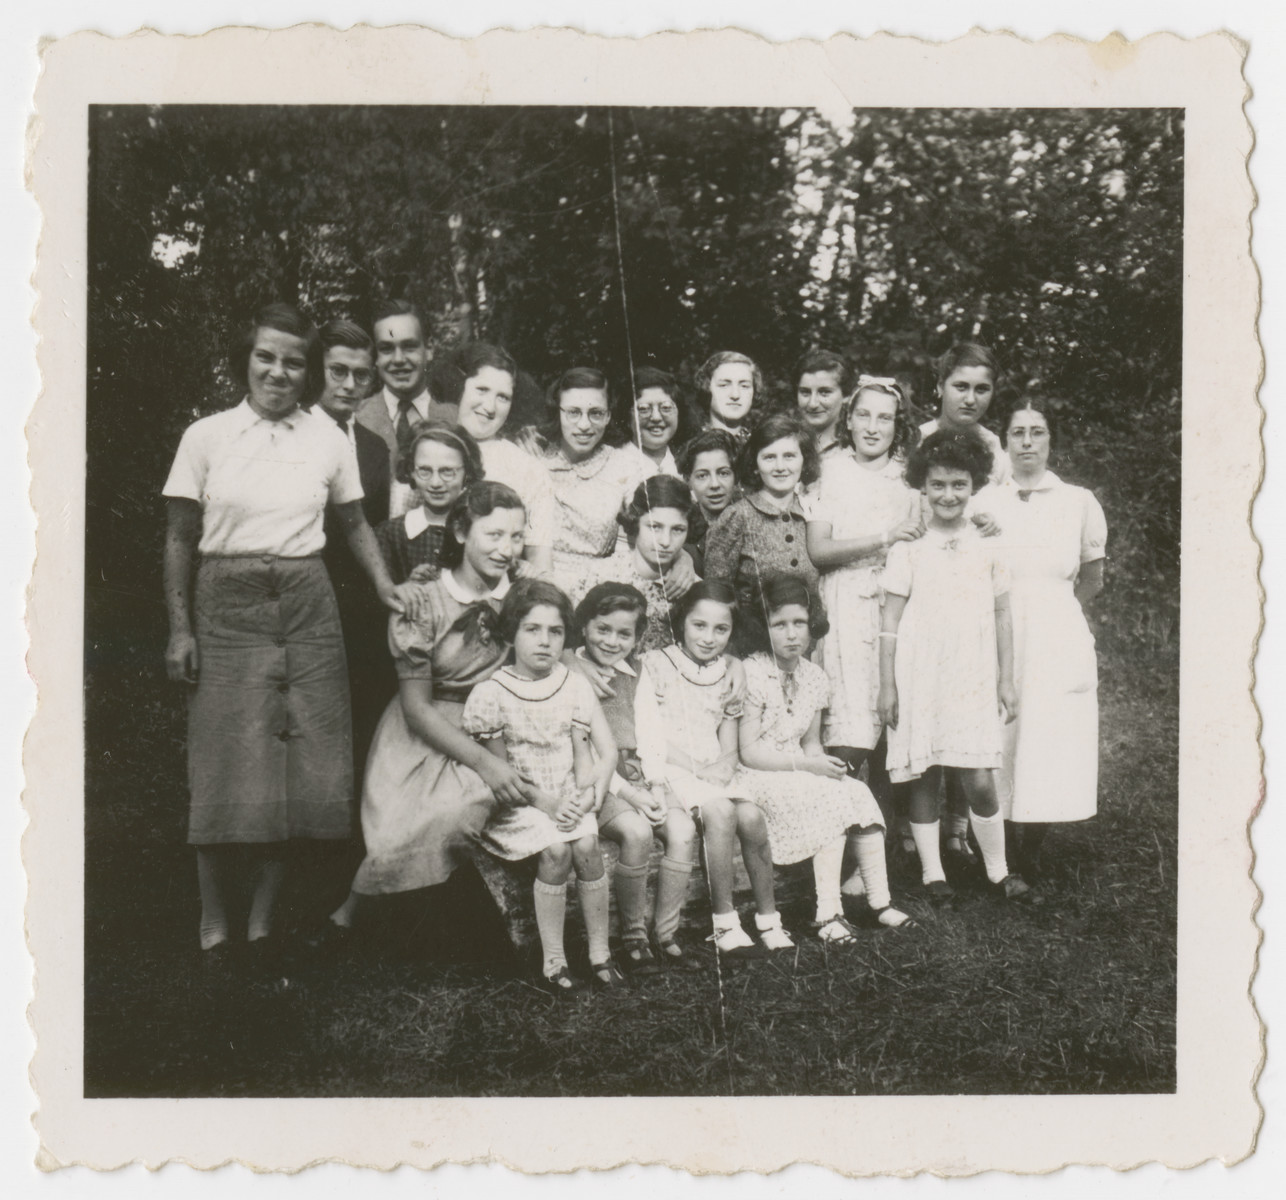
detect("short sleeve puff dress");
top-left (351, 572), bottom-right (510, 894)
top-left (881, 524), bottom-right (1011, 784)
top-left (463, 662), bottom-right (600, 860)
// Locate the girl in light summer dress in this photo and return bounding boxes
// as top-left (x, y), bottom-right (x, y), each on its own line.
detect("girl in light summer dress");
top-left (878, 431), bottom-right (1031, 902)
top-left (463, 579), bottom-right (621, 994)
top-left (735, 576), bottom-right (912, 941)
top-left (634, 581), bottom-right (792, 957)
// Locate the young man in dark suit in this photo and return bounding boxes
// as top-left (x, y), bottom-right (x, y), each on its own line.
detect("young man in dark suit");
top-left (357, 299), bottom-right (460, 517)
top-left (315, 320), bottom-right (397, 818)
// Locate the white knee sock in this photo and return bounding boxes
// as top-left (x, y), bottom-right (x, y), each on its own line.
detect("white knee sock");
top-left (578, 872), bottom-right (611, 965)
top-left (969, 809), bottom-right (1010, 884)
top-left (812, 837), bottom-right (846, 922)
top-left (852, 830), bottom-right (893, 911)
top-left (910, 820), bottom-right (946, 884)
top-left (653, 855), bottom-right (693, 945)
top-left (533, 878), bottom-right (568, 976)
top-left (613, 861), bottom-right (650, 943)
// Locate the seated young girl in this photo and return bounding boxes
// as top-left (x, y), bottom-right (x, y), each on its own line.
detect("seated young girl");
top-left (462, 579), bottom-right (622, 993)
top-left (734, 575), bottom-right (912, 940)
top-left (634, 581), bottom-right (791, 956)
top-left (571, 583), bottom-right (699, 972)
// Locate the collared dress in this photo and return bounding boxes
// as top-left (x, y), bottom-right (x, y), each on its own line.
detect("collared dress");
top-left (639, 446), bottom-right (681, 478)
top-left (462, 662), bottom-right (599, 859)
top-left (703, 491), bottom-right (819, 613)
top-left (535, 441), bottom-right (652, 597)
top-left (351, 571), bottom-right (511, 894)
top-left (163, 399), bottom-right (363, 844)
top-left (375, 505), bottom-right (449, 584)
top-left (731, 654), bottom-right (883, 863)
top-left (881, 524), bottom-right (1011, 784)
top-left (980, 471), bottom-right (1108, 823)
top-left (802, 453), bottom-right (919, 750)
top-left (634, 645), bottom-right (747, 811)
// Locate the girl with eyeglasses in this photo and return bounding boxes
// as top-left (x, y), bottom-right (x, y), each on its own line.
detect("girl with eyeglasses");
top-left (628, 365), bottom-right (695, 478)
top-left (374, 423), bottom-right (485, 584)
top-left (526, 367), bottom-right (696, 604)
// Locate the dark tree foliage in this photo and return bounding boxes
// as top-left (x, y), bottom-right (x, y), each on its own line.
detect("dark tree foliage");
top-left (87, 104), bottom-right (1180, 654)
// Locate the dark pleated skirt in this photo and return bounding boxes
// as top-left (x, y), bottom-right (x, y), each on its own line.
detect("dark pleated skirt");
top-left (187, 555), bottom-right (353, 845)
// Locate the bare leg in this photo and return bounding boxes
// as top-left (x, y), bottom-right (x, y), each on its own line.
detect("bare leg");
top-left (572, 834), bottom-right (611, 968)
top-left (735, 801), bottom-right (776, 918)
top-left (196, 846), bottom-right (234, 950)
top-left (600, 812), bottom-right (653, 944)
top-left (330, 890), bottom-right (361, 929)
top-left (246, 854), bottom-right (286, 943)
top-left (697, 797), bottom-right (738, 915)
top-left (653, 809), bottom-right (696, 951)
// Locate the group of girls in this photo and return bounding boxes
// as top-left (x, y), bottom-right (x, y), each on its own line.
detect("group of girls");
top-left (167, 301), bottom-right (1106, 994)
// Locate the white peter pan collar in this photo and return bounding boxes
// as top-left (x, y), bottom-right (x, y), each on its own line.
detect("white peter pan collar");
top-left (403, 506), bottom-right (449, 541)
top-left (441, 567), bottom-right (511, 605)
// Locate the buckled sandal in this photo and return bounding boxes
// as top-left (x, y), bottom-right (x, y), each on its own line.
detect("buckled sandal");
top-left (590, 958), bottom-right (628, 989)
top-left (813, 915), bottom-right (860, 945)
top-left (539, 965), bottom-right (587, 996)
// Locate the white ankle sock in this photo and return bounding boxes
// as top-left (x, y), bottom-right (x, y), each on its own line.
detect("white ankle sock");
top-left (910, 820), bottom-right (946, 884)
top-left (947, 812), bottom-right (970, 841)
top-left (969, 809), bottom-right (1010, 884)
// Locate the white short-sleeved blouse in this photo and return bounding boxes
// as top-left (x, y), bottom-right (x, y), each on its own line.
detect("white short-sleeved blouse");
top-left (164, 401), bottom-right (363, 557)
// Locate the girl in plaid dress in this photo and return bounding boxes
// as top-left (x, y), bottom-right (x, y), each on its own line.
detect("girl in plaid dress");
top-left (463, 579), bottom-right (621, 994)
top-left (376, 423), bottom-right (483, 583)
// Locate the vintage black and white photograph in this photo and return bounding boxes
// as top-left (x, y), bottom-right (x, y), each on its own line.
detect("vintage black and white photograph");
top-left (25, 24), bottom-right (1261, 1174)
top-left (82, 98), bottom-right (1180, 1099)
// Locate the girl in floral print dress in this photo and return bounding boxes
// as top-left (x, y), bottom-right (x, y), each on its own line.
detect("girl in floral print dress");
top-left (735, 575), bottom-right (911, 940)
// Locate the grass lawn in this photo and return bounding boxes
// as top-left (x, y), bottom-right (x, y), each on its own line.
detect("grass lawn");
top-left (83, 595), bottom-right (1177, 1097)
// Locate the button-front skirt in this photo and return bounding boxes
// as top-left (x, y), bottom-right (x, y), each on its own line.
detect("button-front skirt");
top-left (186, 555), bottom-right (353, 844)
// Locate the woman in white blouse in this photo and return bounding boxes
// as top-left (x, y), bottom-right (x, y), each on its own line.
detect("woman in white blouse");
top-left (163, 303), bottom-right (421, 961)
top-left (980, 399), bottom-right (1107, 877)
